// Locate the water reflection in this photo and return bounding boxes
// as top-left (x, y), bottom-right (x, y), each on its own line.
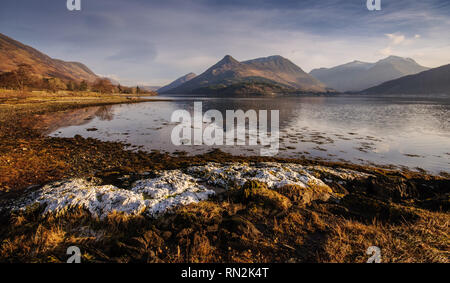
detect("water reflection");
top-left (24, 106), bottom-right (114, 135)
top-left (32, 95), bottom-right (450, 174)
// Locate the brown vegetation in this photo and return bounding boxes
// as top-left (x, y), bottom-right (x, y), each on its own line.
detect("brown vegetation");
top-left (0, 95), bottom-right (448, 263)
top-left (0, 179), bottom-right (448, 263)
top-left (0, 65), bottom-right (156, 95)
top-left (0, 33), bottom-right (97, 82)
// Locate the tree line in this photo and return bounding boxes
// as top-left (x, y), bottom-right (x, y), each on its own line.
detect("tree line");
top-left (0, 64), bottom-right (154, 95)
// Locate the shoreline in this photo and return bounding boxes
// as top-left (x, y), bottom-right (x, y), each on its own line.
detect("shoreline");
top-left (0, 95), bottom-right (448, 263)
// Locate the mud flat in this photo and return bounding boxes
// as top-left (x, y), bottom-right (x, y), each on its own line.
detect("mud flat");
top-left (0, 96), bottom-right (448, 263)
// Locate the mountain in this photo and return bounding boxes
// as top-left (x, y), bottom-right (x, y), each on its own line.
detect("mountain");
top-left (363, 64), bottom-right (450, 95)
top-left (310, 56), bottom-right (429, 92)
top-left (242, 55), bottom-right (327, 91)
top-left (160, 55), bottom-right (329, 95)
top-left (0, 33), bottom-right (98, 82)
top-left (157, 72), bottom-right (197, 93)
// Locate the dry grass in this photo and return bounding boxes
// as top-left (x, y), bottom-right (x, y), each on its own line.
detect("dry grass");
top-left (0, 142), bottom-right (69, 192)
top-left (321, 210), bottom-right (449, 263)
top-left (1, 180), bottom-right (448, 263)
top-left (0, 88), bottom-right (156, 99)
top-left (0, 93), bottom-right (448, 263)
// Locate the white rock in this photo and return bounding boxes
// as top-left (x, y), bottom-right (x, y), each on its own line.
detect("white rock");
top-left (8, 162), bottom-right (367, 219)
top-left (187, 162), bottom-right (329, 190)
top-left (14, 170), bottom-right (214, 219)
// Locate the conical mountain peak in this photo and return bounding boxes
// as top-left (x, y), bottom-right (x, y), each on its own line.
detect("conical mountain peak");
top-left (160, 54), bottom-right (328, 94)
top-left (216, 55), bottom-right (240, 65)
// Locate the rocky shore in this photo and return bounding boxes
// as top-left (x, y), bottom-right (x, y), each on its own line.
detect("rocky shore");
top-left (0, 96), bottom-right (448, 263)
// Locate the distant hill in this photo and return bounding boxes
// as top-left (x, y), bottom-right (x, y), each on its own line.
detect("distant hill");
top-left (363, 64), bottom-right (450, 95)
top-left (103, 78), bottom-right (161, 92)
top-left (310, 56), bottom-right (429, 92)
top-left (160, 55), bottom-right (329, 95)
top-left (140, 86), bottom-right (162, 92)
top-left (0, 33), bottom-right (98, 82)
top-left (157, 72), bottom-right (197, 93)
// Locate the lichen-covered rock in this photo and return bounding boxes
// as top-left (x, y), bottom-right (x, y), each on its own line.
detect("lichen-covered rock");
top-left (188, 162), bottom-right (331, 191)
top-left (12, 170), bottom-right (214, 219)
top-left (308, 166), bottom-right (373, 180)
top-left (132, 170), bottom-right (203, 199)
top-left (6, 162), bottom-right (369, 219)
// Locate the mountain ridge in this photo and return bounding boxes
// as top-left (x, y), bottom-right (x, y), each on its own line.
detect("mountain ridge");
top-left (157, 72), bottom-right (197, 93)
top-left (363, 64), bottom-right (450, 95)
top-left (310, 56), bottom-right (429, 92)
top-left (0, 33), bottom-right (98, 82)
top-left (161, 55), bottom-right (329, 95)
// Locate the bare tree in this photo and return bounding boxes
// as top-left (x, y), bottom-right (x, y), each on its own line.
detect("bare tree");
top-left (92, 78), bottom-right (114, 94)
top-left (14, 64), bottom-right (34, 93)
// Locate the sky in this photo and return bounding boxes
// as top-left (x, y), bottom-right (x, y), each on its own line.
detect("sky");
top-left (1, 0), bottom-right (449, 86)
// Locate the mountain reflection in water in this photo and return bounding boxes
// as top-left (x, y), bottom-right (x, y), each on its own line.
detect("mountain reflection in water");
top-left (28, 95), bottom-right (450, 174)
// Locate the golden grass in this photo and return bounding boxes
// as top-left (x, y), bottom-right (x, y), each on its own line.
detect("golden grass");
top-left (320, 210), bottom-right (449, 263)
top-left (0, 92), bottom-right (448, 263)
top-left (0, 193), bottom-right (448, 263)
top-left (0, 88), bottom-right (156, 99)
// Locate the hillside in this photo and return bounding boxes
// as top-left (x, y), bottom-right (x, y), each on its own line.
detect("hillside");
top-left (310, 56), bottom-right (429, 92)
top-left (160, 55), bottom-right (329, 94)
top-left (242, 55), bottom-right (326, 91)
top-left (0, 33), bottom-right (98, 82)
top-left (363, 64), bottom-right (450, 94)
top-left (157, 72), bottom-right (197, 93)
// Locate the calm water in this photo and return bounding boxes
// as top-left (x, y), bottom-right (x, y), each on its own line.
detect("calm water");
top-left (45, 94), bottom-right (450, 174)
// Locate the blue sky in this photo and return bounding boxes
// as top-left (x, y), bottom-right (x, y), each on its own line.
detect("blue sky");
top-left (1, 0), bottom-right (449, 85)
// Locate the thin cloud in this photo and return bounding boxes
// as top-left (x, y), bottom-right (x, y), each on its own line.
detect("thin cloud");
top-left (386, 34), bottom-right (406, 45)
top-left (0, 0), bottom-right (449, 85)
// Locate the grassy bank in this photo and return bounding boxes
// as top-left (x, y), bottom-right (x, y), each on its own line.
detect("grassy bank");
top-left (0, 94), bottom-right (448, 263)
